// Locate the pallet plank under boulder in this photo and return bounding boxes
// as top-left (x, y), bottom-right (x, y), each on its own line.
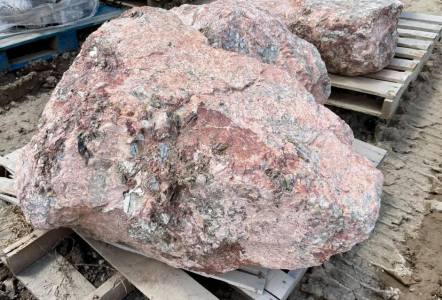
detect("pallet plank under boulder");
top-left (82, 237), bottom-right (219, 300)
top-left (17, 253), bottom-right (95, 300)
top-left (326, 11), bottom-right (442, 119)
top-left (329, 75), bottom-right (402, 99)
top-left (397, 28), bottom-right (438, 40)
top-left (83, 273), bottom-right (134, 300)
top-left (388, 57), bottom-right (419, 71)
top-left (1, 228), bottom-right (96, 300)
top-left (2, 228), bottom-right (71, 274)
top-left (353, 139), bottom-right (387, 167)
top-left (99, 238), bottom-right (268, 294)
top-left (400, 11), bottom-right (442, 25)
top-left (240, 269), bottom-right (307, 300)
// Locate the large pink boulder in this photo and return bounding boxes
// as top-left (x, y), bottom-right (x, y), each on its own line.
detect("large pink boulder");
top-left (253, 0), bottom-right (403, 76)
top-left (16, 7), bottom-right (382, 273)
top-left (172, 1), bottom-right (331, 104)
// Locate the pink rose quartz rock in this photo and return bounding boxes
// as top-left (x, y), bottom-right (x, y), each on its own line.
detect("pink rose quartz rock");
top-left (172, 1), bottom-right (331, 104)
top-left (253, 0), bottom-right (403, 76)
top-left (16, 7), bottom-right (383, 273)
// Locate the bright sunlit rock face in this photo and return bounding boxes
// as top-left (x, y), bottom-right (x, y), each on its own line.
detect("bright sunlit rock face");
top-left (17, 7), bottom-right (382, 274)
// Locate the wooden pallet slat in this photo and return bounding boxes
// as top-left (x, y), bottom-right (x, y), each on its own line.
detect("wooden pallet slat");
top-left (195, 269), bottom-right (267, 294)
top-left (395, 46), bottom-right (427, 59)
top-left (398, 28), bottom-right (438, 40)
top-left (3, 229), bottom-right (146, 300)
top-left (388, 58), bottom-right (419, 71)
top-left (398, 19), bottom-right (442, 33)
top-left (241, 266), bottom-right (270, 277)
top-left (366, 69), bottom-right (412, 83)
top-left (0, 193), bottom-right (18, 204)
top-left (353, 140), bottom-right (387, 167)
top-left (106, 240), bottom-right (267, 294)
top-left (18, 252), bottom-right (96, 300)
top-left (81, 237), bottom-right (219, 300)
top-left (2, 228), bottom-right (72, 274)
top-left (240, 269), bottom-right (307, 300)
top-left (330, 74), bottom-right (402, 99)
top-left (0, 149), bottom-right (29, 203)
top-left (397, 37), bottom-right (433, 50)
top-left (401, 11), bottom-right (442, 25)
top-left (2, 229), bottom-right (96, 300)
top-left (0, 148), bottom-right (22, 176)
top-left (381, 98), bottom-right (401, 120)
top-left (0, 177), bottom-right (15, 197)
top-left (83, 273), bottom-right (134, 300)
top-left (326, 94), bottom-right (383, 118)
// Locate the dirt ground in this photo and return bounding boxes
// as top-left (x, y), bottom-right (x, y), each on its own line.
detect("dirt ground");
top-left (0, 54), bottom-right (76, 156)
top-left (379, 42), bottom-right (442, 299)
top-left (0, 1), bottom-right (441, 299)
top-left (367, 50), bottom-right (441, 300)
top-left (0, 91), bottom-right (50, 156)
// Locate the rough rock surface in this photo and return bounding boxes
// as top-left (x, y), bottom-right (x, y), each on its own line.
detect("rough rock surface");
top-left (172, 1), bottom-right (330, 103)
top-left (16, 7), bottom-right (383, 273)
top-left (253, 0), bottom-right (403, 76)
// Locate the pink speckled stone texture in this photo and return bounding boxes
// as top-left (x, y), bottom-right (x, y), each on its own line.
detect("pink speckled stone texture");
top-left (253, 0), bottom-right (403, 76)
top-left (172, 0), bottom-right (331, 104)
top-left (16, 7), bottom-right (383, 273)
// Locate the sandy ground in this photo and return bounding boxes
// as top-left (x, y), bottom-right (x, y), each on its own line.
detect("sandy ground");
top-left (385, 47), bottom-right (442, 300)
top-left (382, 66), bottom-right (442, 299)
top-left (0, 1), bottom-right (441, 299)
top-left (0, 54), bottom-right (76, 156)
top-left (0, 91), bottom-right (51, 156)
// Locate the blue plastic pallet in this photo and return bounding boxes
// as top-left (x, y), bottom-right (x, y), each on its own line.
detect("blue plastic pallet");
top-left (0, 4), bottom-right (122, 72)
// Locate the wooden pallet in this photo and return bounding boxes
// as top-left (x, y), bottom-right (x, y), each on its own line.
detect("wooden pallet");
top-left (1, 228), bottom-right (136, 300)
top-left (326, 11), bottom-right (442, 119)
top-left (0, 225), bottom-right (296, 300)
top-left (0, 140), bottom-right (386, 300)
top-left (87, 234), bottom-right (306, 300)
top-left (0, 4), bottom-right (122, 72)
